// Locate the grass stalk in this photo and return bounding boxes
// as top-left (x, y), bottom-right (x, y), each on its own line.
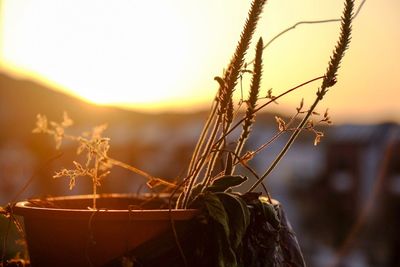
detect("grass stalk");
top-left (181, 0), bottom-right (267, 206)
top-left (181, 114), bottom-right (223, 208)
top-left (219, 0), bottom-right (267, 128)
top-left (232, 37), bottom-right (264, 173)
top-left (248, 0), bottom-right (354, 192)
top-left (187, 100), bottom-right (218, 176)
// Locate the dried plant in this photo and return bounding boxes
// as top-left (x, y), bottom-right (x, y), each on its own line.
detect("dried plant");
top-left (31, 0), bottom-right (354, 211)
top-left (33, 113), bottom-right (173, 209)
top-left (180, 0), bottom-right (354, 205)
top-left (180, 0), bottom-right (267, 208)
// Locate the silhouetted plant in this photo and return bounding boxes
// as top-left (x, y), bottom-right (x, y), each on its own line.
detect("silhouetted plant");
top-left (24, 0), bottom-right (355, 265)
top-left (181, 0), bottom-right (354, 204)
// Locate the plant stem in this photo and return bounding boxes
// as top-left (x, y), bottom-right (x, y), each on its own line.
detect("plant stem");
top-left (187, 100), bottom-right (218, 176)
top-left (92, 157), bottom-right (99, 209)
top-left (232, 37), bottom-right (263, 173)
top-left (182, 114), bottom-right (223, 208)
top-left (213, 76), bottom-right (325, 150)
top-left (107, 158), bottom-right (156, 181)
top-left (248, 0), bottom-right (354, 192)
top-left (199, 0), bottom-right (267, 187)
top-left (248, 94), bottom-right (320, 192)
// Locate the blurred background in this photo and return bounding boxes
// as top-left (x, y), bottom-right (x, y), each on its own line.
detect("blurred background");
top-left (0, 0), bottom-right (399, 266)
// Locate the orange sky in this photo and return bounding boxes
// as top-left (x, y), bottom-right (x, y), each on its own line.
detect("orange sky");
top-left (0, 0), bottom-right (399, 123)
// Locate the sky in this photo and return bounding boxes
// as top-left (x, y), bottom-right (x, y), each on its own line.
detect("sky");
top-left (0, 0), bottom-right (399, 123)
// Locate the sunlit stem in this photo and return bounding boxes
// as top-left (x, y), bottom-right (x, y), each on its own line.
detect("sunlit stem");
top-left (203, 129), bottom-right (226, 187)
top-left (107, 158), bottom-right (156, 181)
top-left (187, 99), bottom-right (218, 176)
top-left (92, 157), bottom-right (99, 209)
top-left (212, 76), bottom-right (325, 152)
top-left (248, 89), bottom-right (327, 192)
top-left (181, 113), bottom-right (223, 208)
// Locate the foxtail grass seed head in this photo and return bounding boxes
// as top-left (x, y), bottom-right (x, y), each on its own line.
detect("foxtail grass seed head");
top-left (218, 0), bottom-right (267, 124)
top-left (321, 0), bottom-right (354, 92)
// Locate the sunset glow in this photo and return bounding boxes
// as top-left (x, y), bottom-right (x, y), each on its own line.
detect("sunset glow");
top-left (0, 0), bottom-right (399, 121)
top-left (0, 1), bottom-right (209, 109)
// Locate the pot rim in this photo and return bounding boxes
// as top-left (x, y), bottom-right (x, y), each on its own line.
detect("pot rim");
top-left (13, 193), bottom-right (199, 221)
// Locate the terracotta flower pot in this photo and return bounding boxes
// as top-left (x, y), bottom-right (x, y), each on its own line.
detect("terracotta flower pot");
top-left (13, 193), bottom-right (198, 267)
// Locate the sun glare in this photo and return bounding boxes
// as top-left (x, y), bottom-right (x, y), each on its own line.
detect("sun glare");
top-left (0, 1), bottom-right (215, 109)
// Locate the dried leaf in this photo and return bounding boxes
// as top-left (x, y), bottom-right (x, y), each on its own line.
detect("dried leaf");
top-left (146, 178), bottom-right (176, 189)
top-left (73, 161), bottom-right (84, 172)
top-left (92, 124), bottom-right (108, 139)
top-left (241, 151), bottom-right (255, 164)
top-left (275, 116), bottom-right (286, 132)
top-left (314, 131), bottom-right (324, 146)
top-left (307, 120), bottom-right (314, 128)
top-left (54, 136), bottom-right (63, 150)
top-left (324, 108), bottom-right (329, 118)
top-left (296, 98), bottom-right (304, 113)
top-left (32, 114), bottom-right (48, 133)
top-left (62, 111), bottom-right (74, 127)
top-left (0, 206), bottom-right (10, 218)
top-left (50, 121), bottom-right (58, 128)
top-left (76, 142), bottom-right (86, 155)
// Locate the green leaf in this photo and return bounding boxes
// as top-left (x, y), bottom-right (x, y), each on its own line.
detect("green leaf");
top-left (201, 192), bottom-right (230, 238)
top-left (208, 175), bottom-right (247, 192)
top-left (216, 192), bottom-right (250, 249)
top-left (192, 192), bottom-right (237, 267)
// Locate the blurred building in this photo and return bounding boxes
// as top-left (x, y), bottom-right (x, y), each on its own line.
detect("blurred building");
top-left (292, 123), bottom-right (400, 267)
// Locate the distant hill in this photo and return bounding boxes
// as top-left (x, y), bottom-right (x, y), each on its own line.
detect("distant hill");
top-left (0, 72), bottom-right (209, 139)
top-left (0, 71), bottom-right (280, 142)
top-left (0, 72), bottom-right (115, 137)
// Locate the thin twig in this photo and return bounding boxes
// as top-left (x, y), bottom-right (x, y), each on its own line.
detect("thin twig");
top-left (247, 0), bottom-right (366, 65)
top-left (213, 75), bottom-right (325, 149)
top-left (107, 158), bottom-right (157, 181)
top-left (11, 153), bottom-right (64, 203)
top-left (1, 153), bottom-right (64, 265)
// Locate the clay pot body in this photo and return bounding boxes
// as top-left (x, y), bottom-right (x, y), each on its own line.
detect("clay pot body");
top-left (14, 194), bottom-right (198, 267)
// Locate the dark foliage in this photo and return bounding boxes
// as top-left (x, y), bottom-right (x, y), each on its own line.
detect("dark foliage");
top-left (106, 193), bottom-right (306, 267)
